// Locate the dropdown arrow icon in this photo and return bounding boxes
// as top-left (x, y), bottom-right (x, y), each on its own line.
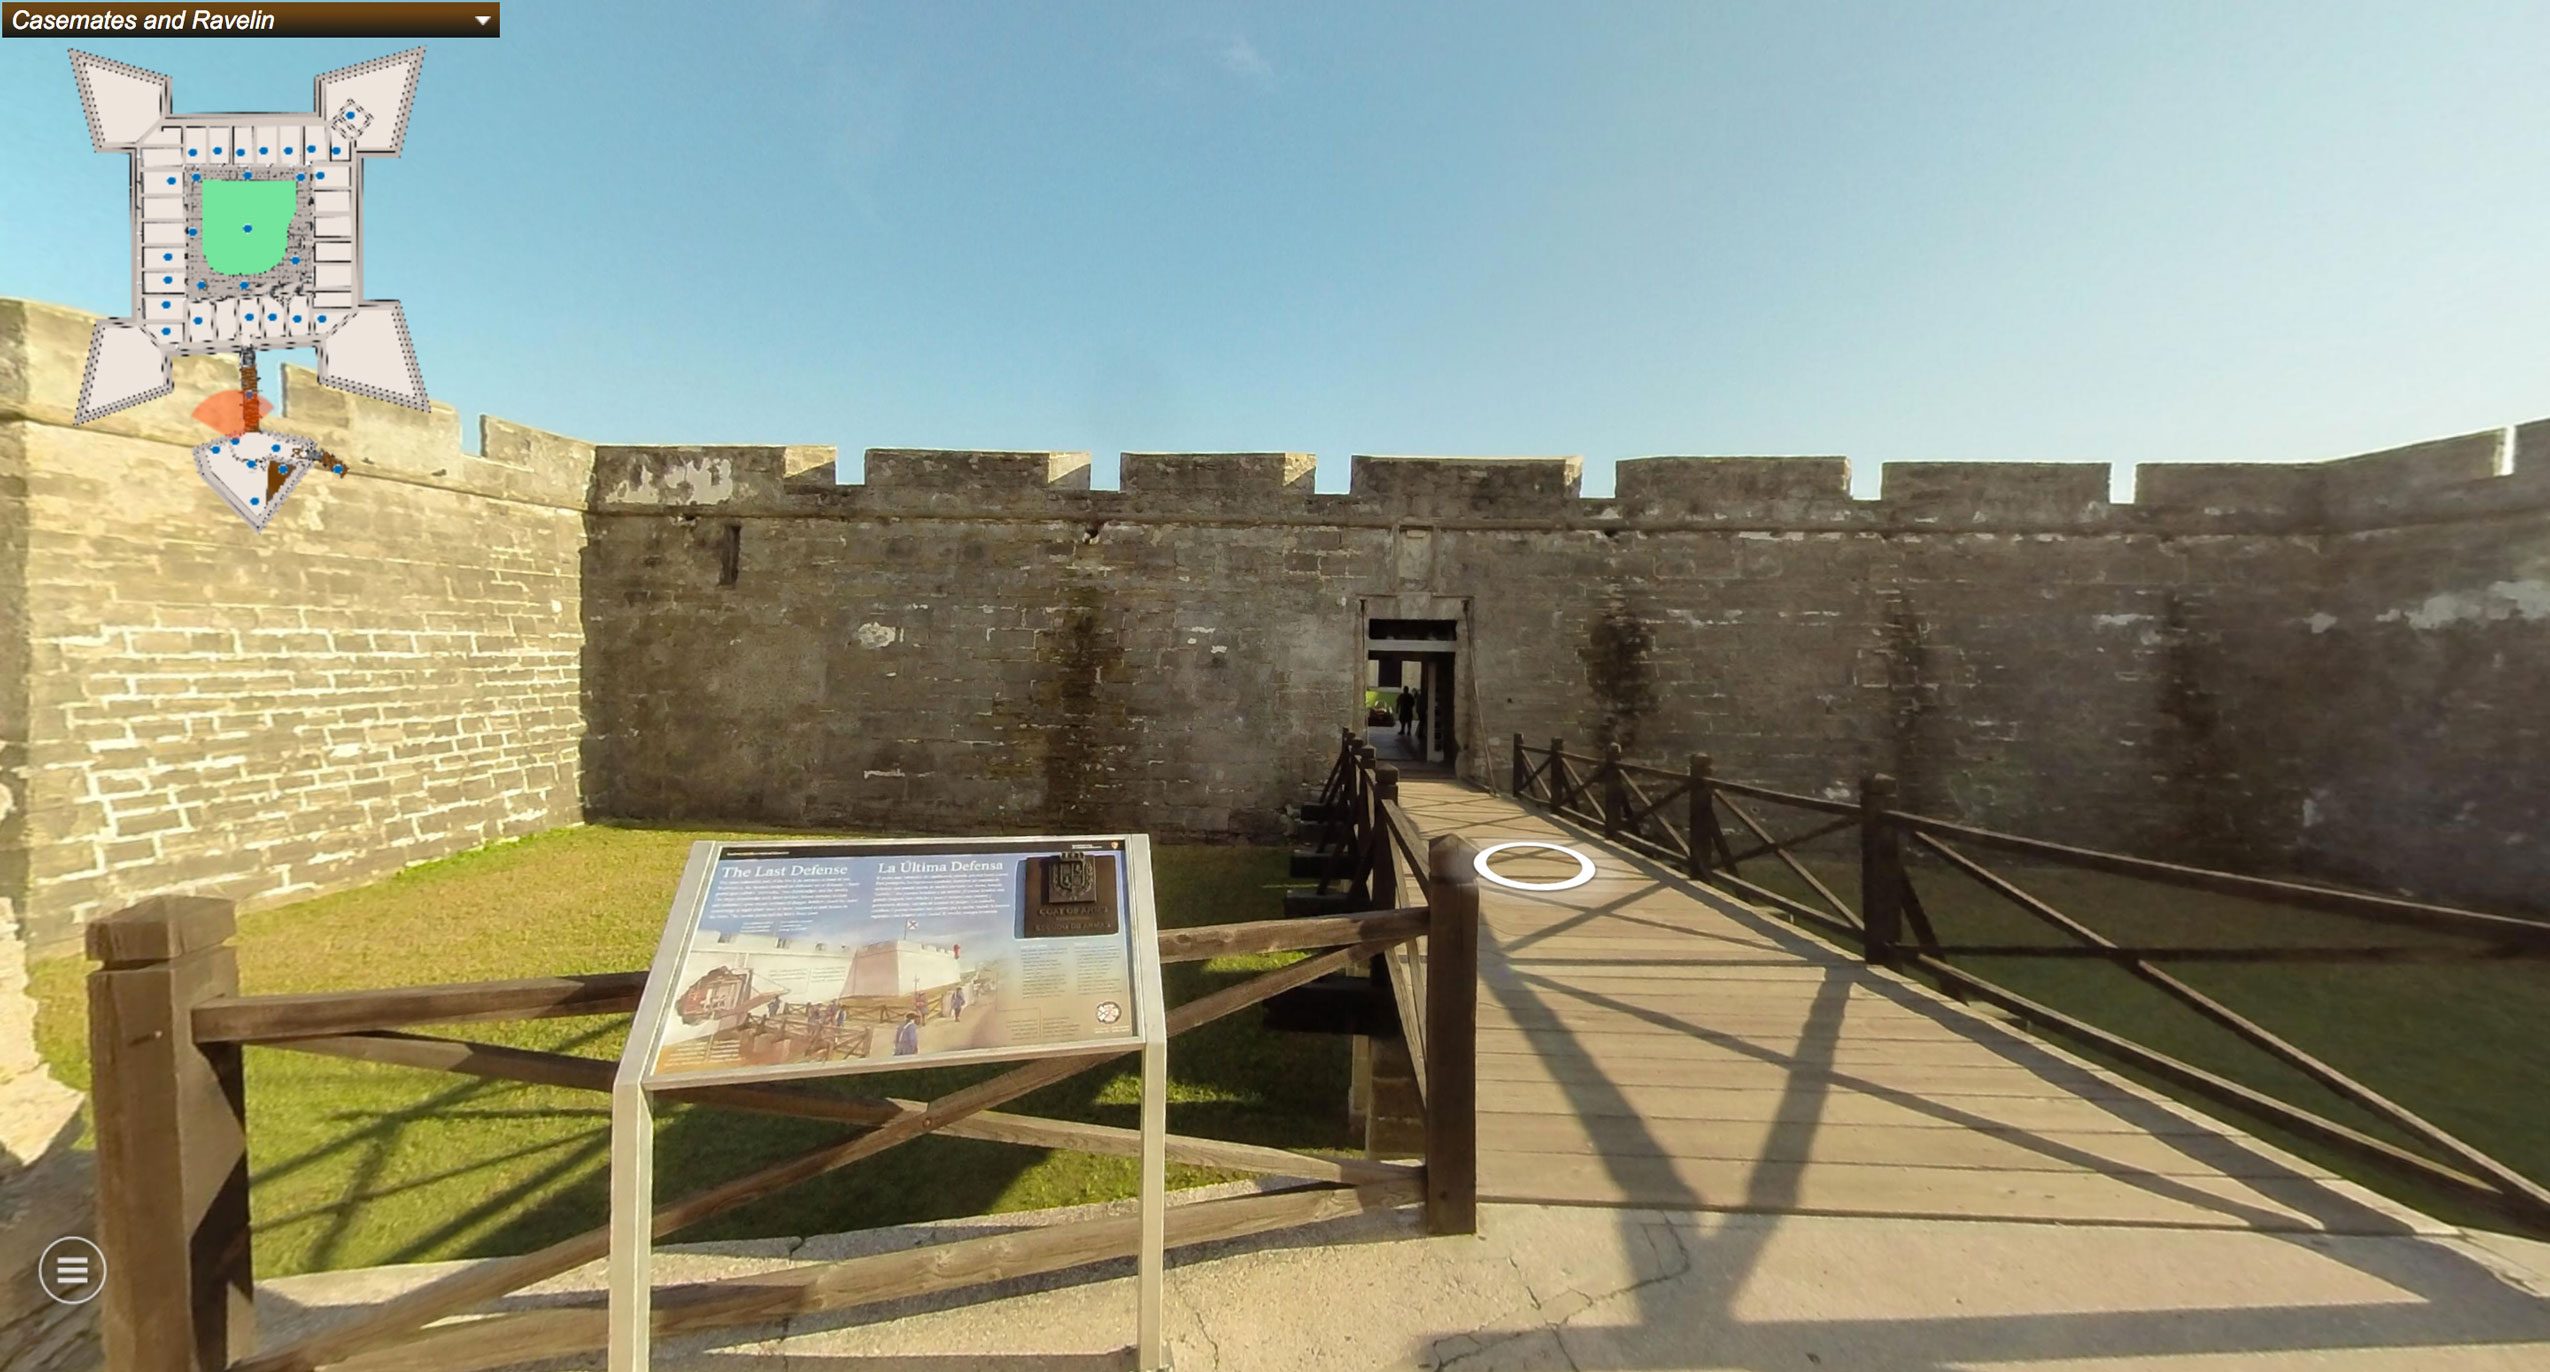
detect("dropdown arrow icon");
top-left (476, 15), bottom-right (490, 25)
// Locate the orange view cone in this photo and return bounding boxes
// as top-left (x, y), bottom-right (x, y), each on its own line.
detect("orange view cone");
top-left (192, 389), bottom-right (273, 439)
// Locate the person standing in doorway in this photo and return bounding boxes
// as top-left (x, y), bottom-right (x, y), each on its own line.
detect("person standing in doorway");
top-left (1395, 685), bottom-right (1416, 736)
top-left (1406, 688), bottom-right (1426, 751)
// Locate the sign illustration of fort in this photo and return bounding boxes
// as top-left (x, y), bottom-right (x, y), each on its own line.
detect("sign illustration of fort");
top-left (846, 939), bottom-right (964, 997)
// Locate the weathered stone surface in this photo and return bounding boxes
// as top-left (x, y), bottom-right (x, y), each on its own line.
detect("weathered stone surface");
top-left (1, 290), bottom-right (2545, 1074)
top-left (2, 302), bottom-right (593, 959)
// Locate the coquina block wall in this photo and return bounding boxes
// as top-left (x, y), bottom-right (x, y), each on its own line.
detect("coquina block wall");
top-left (5, 294), bottom-right (2546, 985)
top-left (0, 299), bottom-right (595, 960)
top-left (581, 439), bottom-right (2549, 914)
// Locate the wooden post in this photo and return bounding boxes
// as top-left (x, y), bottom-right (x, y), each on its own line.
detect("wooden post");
top-left (1372, 767), bottom-right (1401, 909)
top-left (1352, 744), bottom-right (1379, 905)
top-left (1510, 732), bottom-right (1527, 796)
top-left (1602, 742), bottom-right (1626, 836)
top-left (1547, 738), bottom-right (1565, 808)
top-left (1423, 837), bottom-right (1479, 1236)
top-left (86, 895), bottom-right (254, 1371)
top-left (1860, 774), bottom-right (1903, 964)
top-left (1687, 754), bottom-right (1712, 880)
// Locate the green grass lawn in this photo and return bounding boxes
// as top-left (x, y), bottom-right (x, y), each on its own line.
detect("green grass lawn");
top-left (1726, 838), bottom-right (2550, 1231)
top-left (28, 823), bottom-right (1341, 1278)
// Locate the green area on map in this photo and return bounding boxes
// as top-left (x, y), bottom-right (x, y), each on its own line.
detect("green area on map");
top-left (199, 180), bottom-right (298, 276)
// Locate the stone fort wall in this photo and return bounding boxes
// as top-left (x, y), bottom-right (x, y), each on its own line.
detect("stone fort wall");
top-left (580, 427), bottom-right (2549, 919)
top-left (1, 299), bottom-right (593, 961)
top-left (5, 294), bottom-right (2546, 983)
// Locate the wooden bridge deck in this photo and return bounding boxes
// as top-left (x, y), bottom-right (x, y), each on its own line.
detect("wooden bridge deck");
top-left (1392, 777), bottom-right (2442, 1235)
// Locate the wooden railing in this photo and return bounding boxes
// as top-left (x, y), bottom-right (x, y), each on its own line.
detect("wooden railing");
top-left (84, 815), bottom-right (1481, 1371)
top-left (1295, 731), bottom-right (1479, 1151)
top-left (1506, 735), bottom-right (2550, 1235)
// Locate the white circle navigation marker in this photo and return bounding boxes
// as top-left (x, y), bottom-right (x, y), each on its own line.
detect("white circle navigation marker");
top-left (1472, 841), bottom-right (1597, 893)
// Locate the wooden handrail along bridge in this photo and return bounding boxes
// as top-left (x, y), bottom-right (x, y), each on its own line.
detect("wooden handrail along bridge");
top-left (81, 727), bottom-right (2550, 1369)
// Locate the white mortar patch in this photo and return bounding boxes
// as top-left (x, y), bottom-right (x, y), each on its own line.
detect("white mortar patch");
top-left (2375, 579), bottom-right (2550, 630)
top-left (2304, 613), bottom-right (2338, 634)
top-left (608, 454), bottom-right (737, 506)
top-left (852, 623), bottom-right (899, 649)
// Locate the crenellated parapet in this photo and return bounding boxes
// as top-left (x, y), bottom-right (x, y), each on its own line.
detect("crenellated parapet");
top-left (5, 297), bottom-right (2545, 534)
top-left (590, 443), bottom-right (833, 512)
top-left (0, 298), bottom-right (594, 508)
top-left (575, 434), bottom-right (2550, 534)
top-left (1879, 462), bottom-right (2114, 530)
top-left (1345, 455), bottom-right (1583, 520)
top-left (1611, 456), bottom-right (1853, 524)
top-left (1118, 452), bottom-right (1316, 516)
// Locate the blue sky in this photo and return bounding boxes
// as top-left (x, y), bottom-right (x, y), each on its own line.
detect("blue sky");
top-left (4, 1), bottom-right (2544, 496)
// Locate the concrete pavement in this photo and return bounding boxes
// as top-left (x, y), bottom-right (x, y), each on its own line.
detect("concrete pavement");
top-left (252, 1182), bottom-right (2550, 1371)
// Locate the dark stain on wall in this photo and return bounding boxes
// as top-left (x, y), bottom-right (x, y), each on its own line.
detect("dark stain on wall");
top-left (1034, 582), bottom-right (1128, 829)
top-left (1580, 591), bottom-right (1657, 754)
top-left (1877, 590), bottom-right (1944, 807)
top-left (2155, 590), bottom-right (2236, 864)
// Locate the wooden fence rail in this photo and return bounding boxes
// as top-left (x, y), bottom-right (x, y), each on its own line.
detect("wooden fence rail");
top-left (84, 760), bottom-right (1479, 1372)
top-left (1503, 736), bottom-right (2550, 1236)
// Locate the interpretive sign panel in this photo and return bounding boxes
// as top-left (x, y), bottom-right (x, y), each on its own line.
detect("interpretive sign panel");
top-left (635, 837), bottom-right (1150, 1089)
top-left (609, 834), bottom-right (1172, 1372)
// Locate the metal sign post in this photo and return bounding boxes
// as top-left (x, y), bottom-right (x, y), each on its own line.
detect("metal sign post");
top-left (607, 835), bottom-right (1170, 1370)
